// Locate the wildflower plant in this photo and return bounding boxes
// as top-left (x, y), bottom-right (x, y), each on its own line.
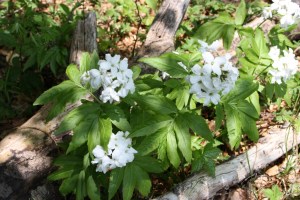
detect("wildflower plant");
top-left (33, 0), bottom-right (299, 199)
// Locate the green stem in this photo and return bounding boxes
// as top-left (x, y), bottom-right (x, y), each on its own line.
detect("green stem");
top-left (254, 65), bottom-right (271, 79)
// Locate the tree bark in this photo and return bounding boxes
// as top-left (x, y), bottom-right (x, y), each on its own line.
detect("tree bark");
top-left (154, 126), bottom-right (300, 200)
top-left (0, 12), bottom-right (97, 200)
top-left (136, 0), bottom-right (190, 73)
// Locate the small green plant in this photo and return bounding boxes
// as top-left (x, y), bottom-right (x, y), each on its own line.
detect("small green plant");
top-left (0, 1), bottom-right (84, 119)
top-left (263, 185), bottom-right (284, 200)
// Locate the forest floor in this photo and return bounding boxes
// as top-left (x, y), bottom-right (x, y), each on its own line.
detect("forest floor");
top-left (0, 0), bottom-right (300, 199)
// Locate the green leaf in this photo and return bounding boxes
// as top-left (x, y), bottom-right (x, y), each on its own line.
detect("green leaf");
top-left (76, 170), bottom-right (86, 200)
top-left (255, 28), bottom-right (269, 56)
top-left (123, 164), bottom-right (136, 200)
top-left (90, 51), bottom-right (99, 69)
top-left (134, 165), bottom-right (151, 196)
top-left (136, 127), bottom-right (168, 155)
top-left (146, 0), bottom-right (157, 10)
top-left (48, 167), bottom-right (76, 181)
top-left (139, 53), bottom-right (189, 78)
top-left (247, 91), bottom-right (260, 115)
top-left (86, 118), bottom-right (100, 153)
top-left (240, 112), bottom-right (259, 142)
top-left (224, 104), bottom-right (242, 149)
top-left (181, 112), bottom-right (213, 141)
top-left (235, 0), bottom-right (246, 25)
top-left (132, 65), bottom-right (141, 80)
top-left (80, 52), bottom-right (91, 73)
top-left (67, 114), bottom-right (98, 153)
top-left (86, 175), bottom-right (100, 200)
top-left (102, 104), bottom-right (131, 131)
top-left (109, 168), bottom-right (124, 200)
top-left (134, 94), bottom-right (177, 115)
top-left (55, 102), bottom-right (101, 135)
top-left (222, 77), bottom-right (258, 103)
top-left (203, 158), bottom-right (216, 177)
top-left (191, 150), bottom-right (204, 172)
top-left (174, 117), bottom-right (192, 163)
top-left (130, 119), bottom-right (172, 137)
top-left (235, 100), bottom-right (259, 120)
top-left (33, 80), bottom-right (88, 120)
top-left (167, 86), bottom-right (190, 110)
top-left (99, 118), bottom-right (112, 151)
top-left (204, 144), bottom-right (221, 159)
top-left (194, 13), bottom-right (235, 49)
top-left (222, 25), bottom-right (235, 50)
top-left (134, 155), bottom-right (164, 173)
top-left (59, 174), bottom-right (79, 196)
top-left (53, 155), bottom-right (82, 167)
top-left (66, 64), bottom-right (81, 84)
top-left (166, 127), bottom-right (181, 168)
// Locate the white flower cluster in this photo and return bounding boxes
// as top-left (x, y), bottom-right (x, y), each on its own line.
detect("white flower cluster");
top-left (91, 131), bottom-right (137, 173)
top-left (80, 54), bottom-right (135, 103)
top-left (263, 0), bottom-right (300, 28)
top-left (186, 40), bottom-right (239, 106)
top-left (268, 46), bottom-right (299, 84)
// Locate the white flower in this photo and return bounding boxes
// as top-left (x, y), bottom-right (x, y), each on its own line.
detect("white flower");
top-left (89, 69), bottom-right (102, 89)
top-left (263, 7), bottom-right (273, 19)
top-left (202, 52), bottom-right (222, 76)
top-left (266, 0), bottom-right (300, 28)
top-left (268, 46), bottom-right (281, 61)
top-left (91, 131), bottom-right (137, 174)
top-left (268, 47), bottom-right (299, 84)
top-left (198, 40), bottom-right (221, 53)
top-left (80, 54), bottom-right (135, 103)
top-left (280, 14), bottom-right (295, 28)
top-left (187, 45), bottom-right (239, 105)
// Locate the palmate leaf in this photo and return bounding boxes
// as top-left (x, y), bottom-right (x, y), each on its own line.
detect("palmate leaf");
top-left (133, 94), bottom-right (178, 115)
top-left (122, 164), bottom-right (136, 200)
top-left (136, 127), bottom-right (168, 155)
top-left (86, 175), bottom-right (100, 200)
top-left (109, 168), bottom-right (124, 200)
top-left (224, 100), bottom-right (259, 148)
top-left (166, 126), bottom-right (181, 168)
top-left (180, 112), bottom-right (213, 141)
top-left (102, 104), bottom-right (131, 131)
top-left (174, 117), bottom-right (192, 163)
top-left (139, 53), bottom-right (189, 78)
top-left (235, 0), bottom-right (246, 25)
top-left (224, 104), bottom-right (242, 149)
top-left (54, 101), bottom-right (112, 153)
top-left (222, 77), bottom-right (258, 103)
top-left (194, 13), bottom-right (235, 49)
top-left (33, 80), bottom-right (88, 120)
top-left (59, 174), bottom-right (79, 196)
top-left (134, 155), bottom-right (164, 173)
top-left (134, 165), bottom-right (151, 196)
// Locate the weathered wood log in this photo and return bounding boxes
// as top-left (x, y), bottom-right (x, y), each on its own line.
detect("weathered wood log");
top-left (137, 0), bottom-right (190, 58)
top-left (0, 12), bottom-right (97, 200)
top-left (154, 126), bottom-right (300, 200)
top-left (135, 0), bottom-right (190, 72)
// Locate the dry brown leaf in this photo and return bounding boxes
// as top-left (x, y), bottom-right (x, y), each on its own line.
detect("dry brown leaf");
top-left (265, 165), bottom-right (280, 177)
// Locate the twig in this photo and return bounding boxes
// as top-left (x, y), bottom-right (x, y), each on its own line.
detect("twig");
top-left (131, 0), bottom-right (142, 60)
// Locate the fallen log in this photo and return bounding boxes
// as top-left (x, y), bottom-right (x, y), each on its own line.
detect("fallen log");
top-left (0, 12), bottom-right (97, 200)
top-left (154, 126), bottom-right (300, 200)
